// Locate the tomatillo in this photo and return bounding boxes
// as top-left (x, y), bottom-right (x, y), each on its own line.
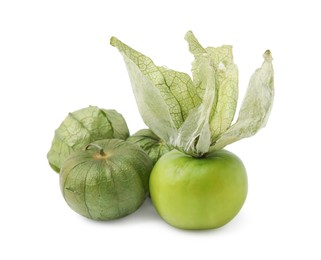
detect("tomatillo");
top-left (150, 149), bottom-right (247, 230)
top-left (60, 139), bottom-right (153, 220)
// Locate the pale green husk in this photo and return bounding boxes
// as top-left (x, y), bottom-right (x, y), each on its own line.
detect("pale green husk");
top-left (60, 139), bottom-right (153, 220)
top-left (127, 129), bottom-right (173, 165)
top-left (111, 31), bottom-right (274, 157)
top-left (47, 106), bottom-right (129, 173)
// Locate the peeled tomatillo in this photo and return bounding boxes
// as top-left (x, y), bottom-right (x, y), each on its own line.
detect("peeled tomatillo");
top-left (150, 149), bottom-right (247, 230)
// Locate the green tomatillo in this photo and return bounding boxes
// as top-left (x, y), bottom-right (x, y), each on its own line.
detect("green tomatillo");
top-left (150, 149), bottom-right (247, 229)
top-left (111, 31), bottom-right (274, 229)
top-left (47, 106), bottom-right (129, 173)
top-left (127, 129), bottom-right (172, 165)
top-left (60, 139), bottom-right (153, 220)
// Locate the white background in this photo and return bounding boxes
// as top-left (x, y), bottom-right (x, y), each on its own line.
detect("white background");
top-left (1, 0), bottom-right (320, 259)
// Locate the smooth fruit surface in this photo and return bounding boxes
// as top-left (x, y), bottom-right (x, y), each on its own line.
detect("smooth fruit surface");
top-left (150, 149), bottom-right (248, 230)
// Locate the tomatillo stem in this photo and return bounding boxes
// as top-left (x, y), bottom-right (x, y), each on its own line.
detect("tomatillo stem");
top-left (85, 143), bottom-right (106, 156)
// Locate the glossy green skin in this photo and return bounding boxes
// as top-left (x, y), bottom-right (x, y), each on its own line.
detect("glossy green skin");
top-left (60, 139), bottom-right (153, 220)
top-left (150, 149), bottom-right (247, 230)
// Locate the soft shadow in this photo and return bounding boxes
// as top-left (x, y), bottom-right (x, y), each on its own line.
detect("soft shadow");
top-left (124, 197), bottom-right (160, 222)
top-left (80, 198), bottom-right (248, 234)
top-left (171, 212), bottom-right (248, 235)
top-left (82, 197), bottom-right (162, 226)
